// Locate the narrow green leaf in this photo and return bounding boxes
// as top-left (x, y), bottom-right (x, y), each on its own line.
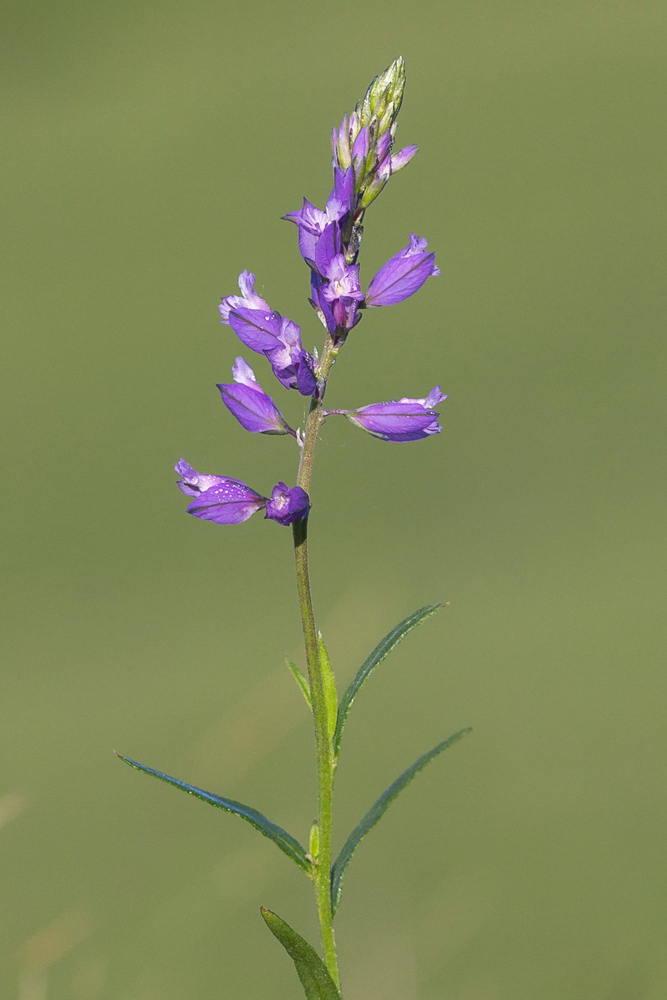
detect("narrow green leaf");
top-left (330, 727), bottom-right (471, 914)
top-left (333, 604), bottom-right (445, 756)
top-left (317, 632), bottom-right (338, 743)
top-left (287, 657), bottom-right (312, 709)
top-left (116, 754), bottom-right (311, 873)
top-left (309, 820), bottom-right (320, 864)
top-left (261, 908), bottom-right (341, 1000)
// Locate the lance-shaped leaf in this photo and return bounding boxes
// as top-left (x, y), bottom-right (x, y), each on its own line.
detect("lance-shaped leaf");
top-left (333, 604), bottom-right (444, 757)
top-left (260, 908), bottom-right (341, 1000)
top-left (287, 657), bottom-right (312, 709)
top-left (330, 727), bottom-right (471, 914)
top-left (116, 754), bottom-right (311, 873)
top-left (317, 633), bottom-right (338, 743)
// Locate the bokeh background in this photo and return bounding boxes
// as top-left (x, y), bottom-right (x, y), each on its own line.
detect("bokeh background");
top-left (2, 1), bottom-right (666, 997)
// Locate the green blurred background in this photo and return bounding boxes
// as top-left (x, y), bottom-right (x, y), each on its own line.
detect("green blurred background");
top-left (2, 0), bottom-right (666, 997)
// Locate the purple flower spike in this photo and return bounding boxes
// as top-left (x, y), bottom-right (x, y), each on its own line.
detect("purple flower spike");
top-left (217, 358), bottom-right (293, 435)
top-left (344, 386), bottom-right (447, 442)
top-left (175, 460), bottom-right (268, 524)
top-left (219, 271), bottom-right (270, 323)
top-left (365, 234), bottom-right (439, 307)
top-left (265, 483), bottom-right (310, 525)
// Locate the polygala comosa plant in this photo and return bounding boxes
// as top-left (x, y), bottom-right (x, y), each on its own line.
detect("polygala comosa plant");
top-left (117, 57), bottom-right (470, 998)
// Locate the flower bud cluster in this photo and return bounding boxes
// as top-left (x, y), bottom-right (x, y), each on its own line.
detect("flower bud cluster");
top-left (332, 57), bottom-right (418, 215)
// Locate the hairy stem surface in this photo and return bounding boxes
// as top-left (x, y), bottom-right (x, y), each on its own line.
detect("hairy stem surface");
top-left (292, 335), bottom-right (341, 990)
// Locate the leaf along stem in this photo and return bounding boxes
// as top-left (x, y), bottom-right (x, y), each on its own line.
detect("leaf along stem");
top-left (330, 727), bottom-right (471, 914)
top-left (333, 603), bottom-right (445, 757)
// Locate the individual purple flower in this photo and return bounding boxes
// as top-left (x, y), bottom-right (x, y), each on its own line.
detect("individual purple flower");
top-left (283, 169), bottom-right (354, 265)
top-left (217, 358), bottom-right (294, 435)
top-left (365, 234), bottom-right (439, 307)
top-left (338, 386), bottom-right (446, 443)
top-left (175, 460), bottom-right (309, 526)
top-left (175, 459), bottom-right (268, 524)
top-left (219, 271), bottom-right (270, 323)
top-left (320, 254), bottom-right (364, 331)
top-left (283, 199), bottom-right (327, 263)
top-left (264, 482), bottom-right (310, 525)
top-left (321, 255), bottom-right (363, 303)
top-left (226, 305), bottom-right (316, 397)
top-left (262, 317), bottom-right (317, 394)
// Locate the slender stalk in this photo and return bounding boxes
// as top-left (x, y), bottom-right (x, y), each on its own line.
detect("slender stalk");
top-left (292, 335), bottom-right (341, 990)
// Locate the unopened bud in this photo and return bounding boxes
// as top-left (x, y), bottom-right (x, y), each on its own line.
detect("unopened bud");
top-left (357, 56), bottom-right (406, 132)
top-left (331, 57), bottom-right (413, 222)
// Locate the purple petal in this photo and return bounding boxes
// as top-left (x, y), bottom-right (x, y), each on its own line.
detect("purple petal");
top-left (314, 222), bottom-right (342, 277)
top-left (391, 145), bottom-right (418, 171)
top-left (377, 154), bottom-right (393, 183)
top-left (310, 272), bottom-right (337, 334)
top-left (365, 234), bottom-right (439, 307)
top-left (321, 256), bottom-right (363, 302)
top-left (352, 126), bottom-right (369, 167)
top-left (267, 359), bottom-right (297, 390)
top-left (175, 459), bottom-right (229, 497)
top-left (264, 317), bottom-right (306, 390)
top-left (217, 382), bottom-right (290, 434)
top-left (266, 349), bottom-right (301, 389)
top-left (229, 308), bottom-right (283, 353)
top-left (277, 317), bottom-right (303, 351)
top-left (231, 356), bottom-right (262, 390)
top-left (326, 167), bottom-right (355, 220)
top-left (376, 132), bottom-right (392, 164)
top-left (298, 227), bottom-right (319, 264)
top-left (424, 386), bottom-right (446, 407)
top-left (265, 483), bottom-right (310, 525)
top-left (186, 479), bottom-right (267, 524)
top-left (283, 198), bottom-right (327, 235)
top-left (296, 352), bottom-right (317, 396)
top-left (332, 297), bottom-right (362, 331)
top-left (398, 386), bottom-right (447, 409)
top-left (219, 271), bottom-right (271, 323)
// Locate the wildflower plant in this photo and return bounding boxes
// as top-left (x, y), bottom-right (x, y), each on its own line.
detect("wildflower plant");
top-left (117, 58), bottom-right (470, 998)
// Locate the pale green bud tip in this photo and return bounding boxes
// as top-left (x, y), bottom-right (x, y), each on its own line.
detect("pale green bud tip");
top-left (359, 56), bottom-right (406, 129)
top-left (308, 821), bottom-right (320, 862)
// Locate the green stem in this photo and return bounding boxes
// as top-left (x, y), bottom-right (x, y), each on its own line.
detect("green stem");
top-left (292, 335), bottom-right (341, 991)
